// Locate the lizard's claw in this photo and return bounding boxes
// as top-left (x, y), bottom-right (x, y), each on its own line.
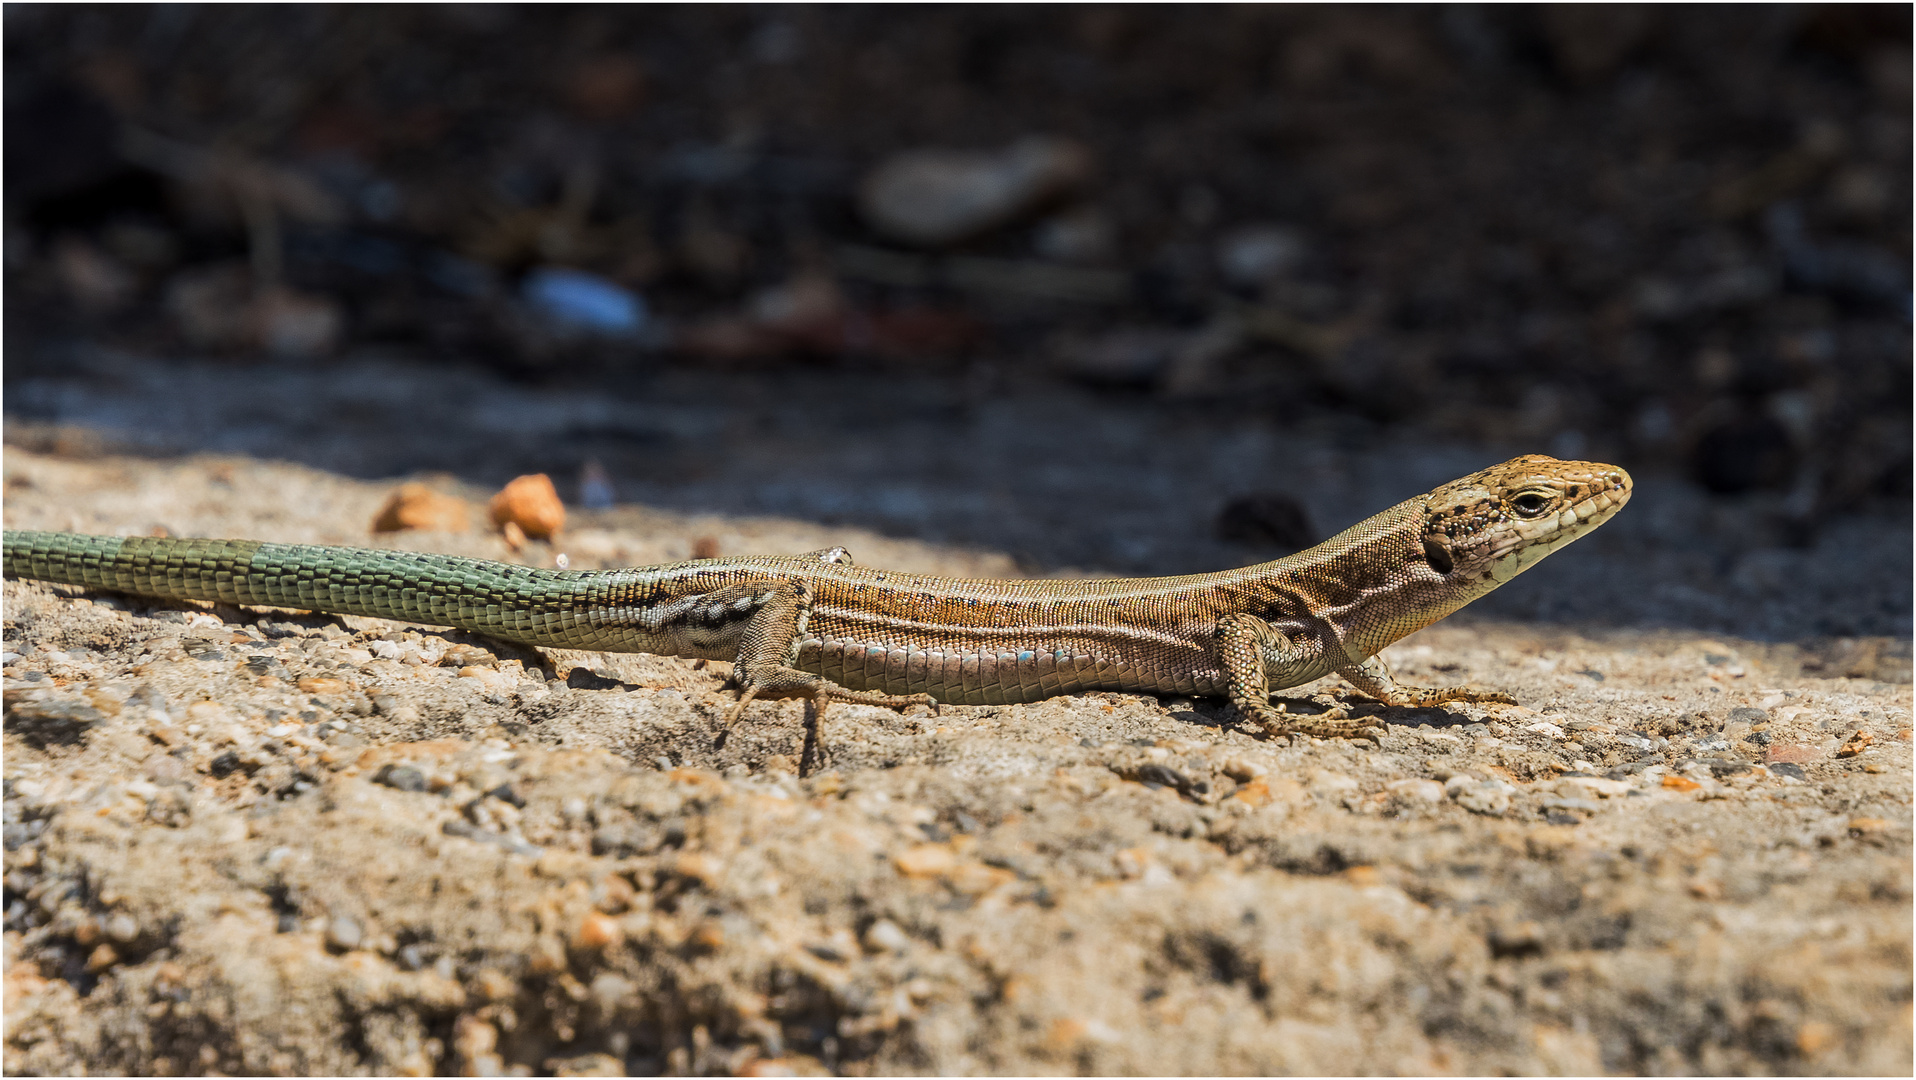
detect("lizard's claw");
top-left (724, 688), bottom-right (760, 728)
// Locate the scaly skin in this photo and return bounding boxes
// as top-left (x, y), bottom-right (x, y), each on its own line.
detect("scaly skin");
top-left (2, 455), bottom-right (1631, 739)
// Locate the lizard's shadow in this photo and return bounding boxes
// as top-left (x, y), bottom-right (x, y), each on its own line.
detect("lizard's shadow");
top-left (1172, 696), bottom-right (1470, 740)
top-left (799, 705), bottom-right (824, 777)
top-left (705, 699), bottom-right (825, 778)
top-left (1339, 702), bottom-right (1476, 729)
top-left (562, 667), bottom-right (637, 692)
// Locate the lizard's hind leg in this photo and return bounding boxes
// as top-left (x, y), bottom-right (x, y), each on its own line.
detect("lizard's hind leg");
top-left (724, 578), bottom-right (934, 727)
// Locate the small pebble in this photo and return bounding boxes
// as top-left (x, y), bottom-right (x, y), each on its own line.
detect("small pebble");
top-left (142, 753), bottom-right (186, 783)
top-left (522, 267), bottom-right (646, 337)
top-left (375, 765), bottom-right (429, 793)
top-left (1446, 776), bottom-right (1514, 817)
top-left (862, 918), bottom-right (911, 954)
top-left (1542, 796), bottom-right (1600, 814)
top-left (1386, 779), bottom-right (1445, 803)
top-left (1835, 731), bottom-right (1875, 758)
top-left (858, 137), bottom-right (1093, 246)
top-left (894, 844), bottom-right (956, 878)
top-left (327, 915), bottom-right (363, 952)
top-left (1766, 743), bottom-right (1824, 765)
top-left (1309, 769), bottom-right (1359, 797)
top-left (574, 911), bottom-right (623, 950)
top-left (1216, 223), bottom-right (1308, 287)
top-left (1221, 756), bottom-right (1268, 782)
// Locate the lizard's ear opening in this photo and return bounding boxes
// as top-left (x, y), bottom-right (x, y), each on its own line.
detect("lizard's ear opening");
top-left (1422, 536), bottom-right (1455, 575)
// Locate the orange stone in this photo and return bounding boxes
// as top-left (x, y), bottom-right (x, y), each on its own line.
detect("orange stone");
top-left (672, 852), bottom-right (723, 886)
top-left (1661, 774), bottom-right (1701, 792)
top-left (738, 1055), bottom-right (832, 1077)
top-left (573, 911), bottom-right (623, 950)
top-left (1796, 1021), bottom-right (1837, 1056)
top-left (1835, 731), bottom-right (1874, 758)
top-left (1343, 865), bottom-right (1382, 886)
top-left (489, 474), bottom-right (565, 541)
top-left (1848, 817), bottom-right (1889, 837)
top-left (1232, 780), bottom-right (1273, 807)
top-left (297, 677), bottom-right (351, 695)
top-left (370, 483), bottom-right (471, 534)
top-left (474, 968), bottom-right (516, 1002)
top-left (691, 919), bottom-right (727, 950)
top-left (84, 943), bottom-right (121, 972)
top-left (894, 844), bottom-right (957, 878)
top-left (1043, 1017), bottom-right (1088, 1054)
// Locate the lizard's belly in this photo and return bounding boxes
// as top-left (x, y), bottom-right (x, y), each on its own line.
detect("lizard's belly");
top-left (797, 635), bottom-right (1228, 705)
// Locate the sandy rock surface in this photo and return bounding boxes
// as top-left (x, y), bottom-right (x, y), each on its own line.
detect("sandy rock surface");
top-left (3, 447), bottom-right (1910, 1076)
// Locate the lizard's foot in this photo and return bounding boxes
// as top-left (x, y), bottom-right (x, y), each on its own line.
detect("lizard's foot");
top-left (727, 661), bottom-right (934, 726)
top-left (1337, 656), bottom-right (1515, 711)
top-left (1367, 686), bottom-right (1515, 709)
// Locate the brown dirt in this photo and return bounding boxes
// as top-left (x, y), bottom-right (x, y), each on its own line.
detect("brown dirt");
top-left (3, 446), bottom-right (1909, 1076)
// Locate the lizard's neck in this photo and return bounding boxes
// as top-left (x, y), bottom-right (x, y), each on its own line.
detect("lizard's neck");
top-left (1239, 496), bottom-right (1482, 661)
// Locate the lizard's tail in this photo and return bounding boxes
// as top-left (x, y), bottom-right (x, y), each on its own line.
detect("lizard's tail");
top-left (2, 530), bottom-right (626, 649)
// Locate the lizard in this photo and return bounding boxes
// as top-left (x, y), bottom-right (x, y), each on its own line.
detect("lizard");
top-left (2, 454), bottom-right (1630, 741)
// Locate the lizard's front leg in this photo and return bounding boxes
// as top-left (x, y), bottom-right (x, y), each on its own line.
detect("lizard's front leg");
top-left (1337, 653), bottom-right (1515, 709)
top-left (724, 578), bottom-right (935, 726)
top-left (1215, 614), bottom-right (1381, 742)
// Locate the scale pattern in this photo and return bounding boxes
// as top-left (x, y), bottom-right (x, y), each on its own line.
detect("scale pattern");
top-left (1, 533), bottom-right (644, 651)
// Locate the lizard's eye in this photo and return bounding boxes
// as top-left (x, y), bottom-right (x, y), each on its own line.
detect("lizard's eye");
top-left (1510, 491), bottom-right (1553, 518)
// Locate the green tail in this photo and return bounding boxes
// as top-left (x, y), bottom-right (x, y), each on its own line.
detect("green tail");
top-left (2, 530), bottom-right (635, 650)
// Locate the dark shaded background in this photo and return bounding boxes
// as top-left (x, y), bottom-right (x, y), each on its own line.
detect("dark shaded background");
top-left (4, 5), bottom-right (1910, 559)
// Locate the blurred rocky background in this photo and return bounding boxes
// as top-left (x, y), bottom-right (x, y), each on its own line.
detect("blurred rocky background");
top-left (4, 4), bottom-right (1910, 547)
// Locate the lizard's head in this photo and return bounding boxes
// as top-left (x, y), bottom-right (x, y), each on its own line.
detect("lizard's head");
top-left (1419, 455), bottom-right (1632, 590)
